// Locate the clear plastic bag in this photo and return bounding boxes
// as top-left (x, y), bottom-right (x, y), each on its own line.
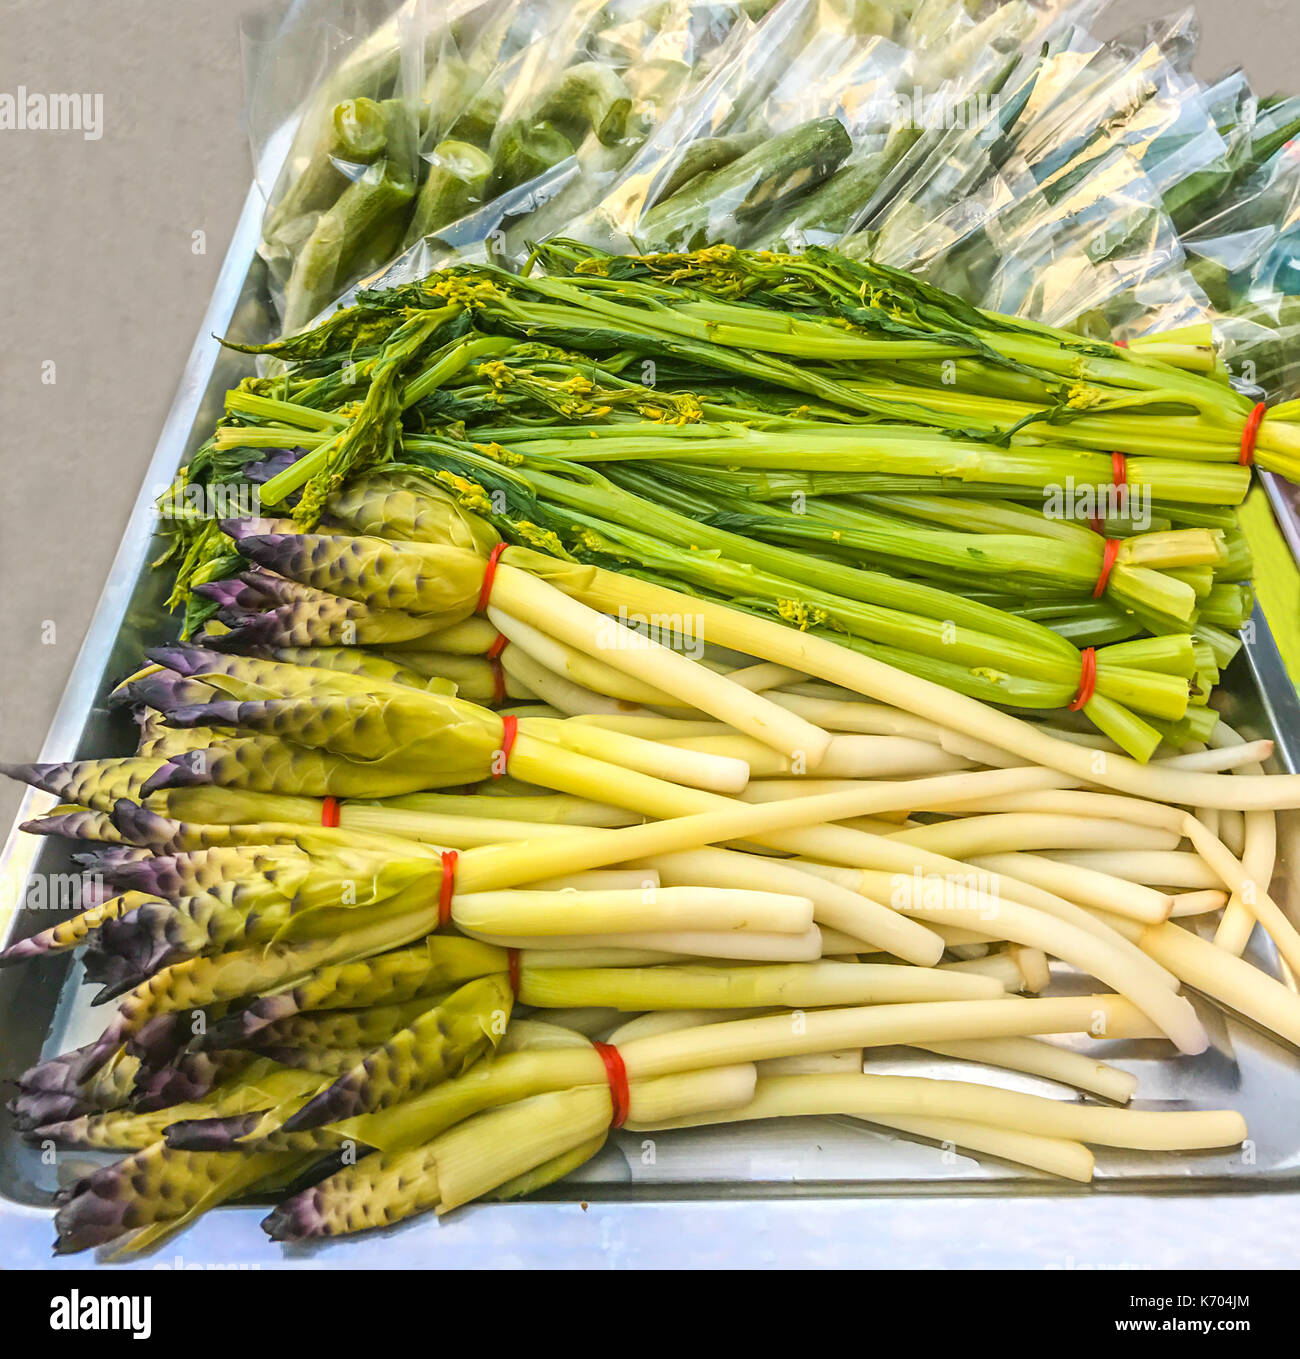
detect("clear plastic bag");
top-left (552, 0), bottom-right (920, 257)
top-left (849, 7), bottom-right (1223, 336)
top-left (415, 0), bottom-right (768, 270)
top-left (243, 0), bottom-right (505, 330)
top-left (240, 0), bottom-right (1269, 377)
top-left (246, 0), bottom-right (770, 325)
top-left (1182, 141), bottom-right (1300, 396)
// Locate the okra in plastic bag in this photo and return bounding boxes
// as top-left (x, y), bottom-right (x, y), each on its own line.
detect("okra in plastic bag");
top-left (258, 0), bottom-right (771, 319)
top-left (245, 0), bottom-right (535, 331)
top-left (379, 0), bottom-right (772, 278)
top-left (552, 0), bottom-right (916, 258)
top-left (851, 7), bottom-right (1221, 336)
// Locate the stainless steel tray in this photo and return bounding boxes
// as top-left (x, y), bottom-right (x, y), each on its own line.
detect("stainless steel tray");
top-left (1263, 470), bottom-right (1300, 567)
top-left (4, 180), bottom-right (1300, 1269)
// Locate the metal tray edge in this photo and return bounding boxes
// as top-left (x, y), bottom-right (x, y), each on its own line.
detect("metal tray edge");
top-left (2, 172), bottom-right (1299, 1268)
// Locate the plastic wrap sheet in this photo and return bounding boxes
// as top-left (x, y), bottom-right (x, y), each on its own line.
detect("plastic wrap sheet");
top-left (1184, 140), bottom-right (1300, 397)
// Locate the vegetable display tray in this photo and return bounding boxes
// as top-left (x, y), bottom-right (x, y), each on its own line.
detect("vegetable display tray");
top-left (1264, 470), bottom-right (1300, 568)
top-left (3, 182), bottom-right (1300, 1270)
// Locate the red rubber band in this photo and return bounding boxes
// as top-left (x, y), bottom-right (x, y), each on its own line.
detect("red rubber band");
top-left (320, 796), bottom-right (341, 828)
top-left (1089, 453), bottom-right (1129, 534)
top-left (1070, 646), bottom-right (1098, 712)
top-left (486, 633), bottom-right (509, 708)
top-left (493, 714), bottom-right (518, 778)
top-left (1115, 338), bottom-right (1128, 349)
top-left (438, 849), bottom-right (458, 928)
top-left (1240, 402), bottom-right (1267, 466)
top-left (592, 1041), bottom-right (631, 1128)
top-left (1093, 537), bottom-right (1121, 599)
top-left (477, 542), bottom-right (508, 612)
top-left (507, 947), bottom-right (521, 998)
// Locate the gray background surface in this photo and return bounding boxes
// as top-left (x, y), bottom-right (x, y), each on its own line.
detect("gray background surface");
top-left (0, 0), bottom-right (1297, 832)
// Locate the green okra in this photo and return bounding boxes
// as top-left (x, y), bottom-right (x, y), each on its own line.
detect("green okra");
top-left (638, 118), bottom-right (853, 252)
top-left (404, 140), bottom-right (496, 246)
top-left (539, 62), bottom-right (633, 147)
top-left (490, 119), bottom-right (574, 195)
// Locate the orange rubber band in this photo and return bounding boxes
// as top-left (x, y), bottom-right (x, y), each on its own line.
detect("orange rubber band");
top-left (592, 1042), bottom-right (630, 1128)
top-left (477, 543), bottom-right (508, 612)
top-left (321, 796), bottom-right (341, 828)
top-left (438, 849), bottom-right (458, 927)
top-left (1070, 647), bottom-right (1098, 712)
top-left (1240, 402), bottom-right (1267, 466)
top-left (493, 714), bottom-right (518, 778)
top-left (1093, 537), bottom-right (1121, 598)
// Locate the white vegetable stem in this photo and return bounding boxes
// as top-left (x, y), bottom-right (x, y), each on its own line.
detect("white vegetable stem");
top-left (521, 717), bottom-right (751, 793)
top-left (629, 1073), bottom-right (1246, 1149)
top-left (451, 885), bottom-right (813, 937)
top-left (516, 960), bottom-right (1007, 1010)
top-left (462, 925), bottom-right (824, 962)
top-left (765, 691), bottom-right (1020, 767)
top-left (914, 1036), bottom-right (1137, 1104)
top-left (490, 607), bottom-right (683, 707)
top-left (490, 565), bottom-right (832, 762)
top-left (548, 564), bottom-right (1300, 809)
top-left (890, 814), bottom-right (1180, 856)
top-left (614, 996), bottom-right (1167, 1078)
top-left (1046, 850), bottom-right (1220, 888)
top-left (970, 852), bottom-right (1171, 924)
top-left (1097, 912), bottom-right (1300, 1050)
top-left (667, 733), bottom-right (971, 778)
top-left (498, 642), bottom-right (630, 716)
top-left (1169, 890), bottom-right (1230, 917)
top-left (1181, 817), bottom-right (1300, 974)
top-left (808, 850), bottom-right (1182, 990)
top-left (860, 869), bottom-right (1207, 1054)
top-left (633, 845), bottom-right (945, 968)
top-left (604, 1010), bottom-right (1136, 1103)
top-left (942, 948), bottom-right (1051, 993)
top-left (862, 1114), bottom-right (1094, 1182)
top-left (724, 662), bottom-right (807, 692)
top-left (1207, 721), bottom-right (1277, 955)
top-left (491, 766), bottom-right (1084, 965)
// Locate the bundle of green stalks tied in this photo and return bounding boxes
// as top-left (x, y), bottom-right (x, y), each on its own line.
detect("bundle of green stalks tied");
top-left (164, 240), bottom-right (1289, 761)
top-left (6, 492), bottom-right (1300, 1258)
top-left (9, 246), bottom-right (1300, 1257)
